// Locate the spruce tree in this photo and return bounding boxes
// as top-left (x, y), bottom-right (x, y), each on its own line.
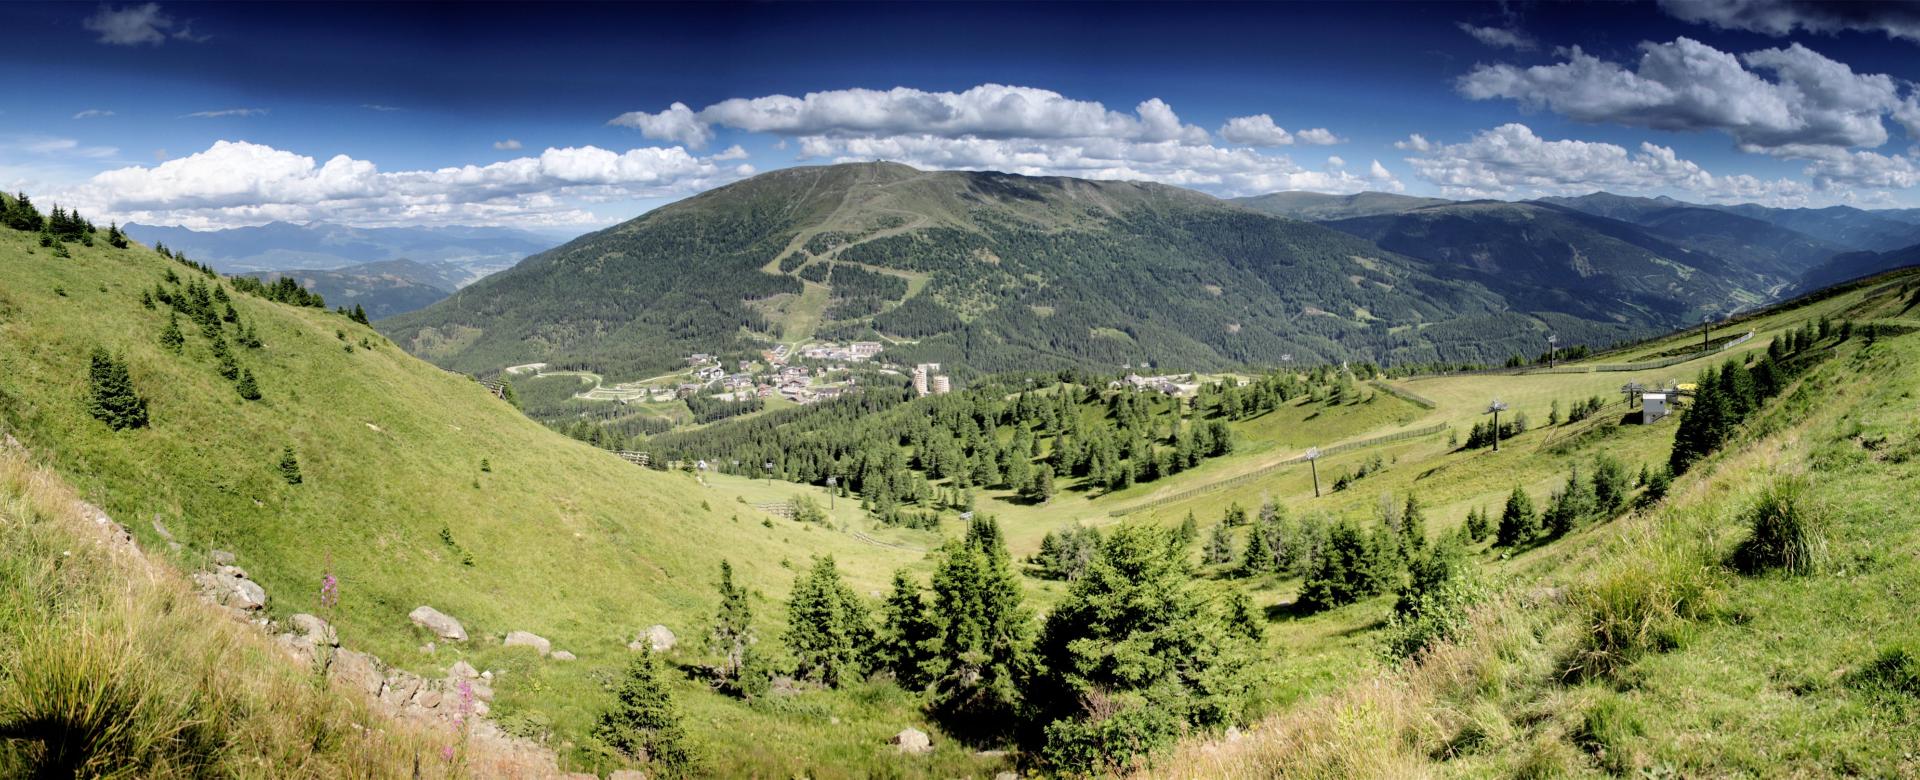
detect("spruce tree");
top-left (86, 348), bottom-right (148, 430)
top-left (708, 560), bottom-right (758, 694)
top-left (1495, 486), bottom-right (1536, 547)
top-left (1298, 520), bottom-right (1378, 611)
top-left (1203, 522), bottom-right (1235, 565)
top-left (350, 303), bottom-right (369, 325)
top-left (783, 555), bottom-right (869, 687)
top-left (1400, 493), bottom-right (1428, 555)
top-left (1239, 516), bottom-right (1274, 576)
top-left (159, 313), bottom-right (184, 353)
top-left (592, 648), bottom-right (697, 776)
top-left (1592, 455), bottom-right (1630, 516)
top-left (235, 368), bottom-right (261, 400)
top-left (928, 515), bottom-right (1031, 734)
top-left (278, 446), bottom-right (303, 485)
top-left (872, 569), bottom-right (938, 690)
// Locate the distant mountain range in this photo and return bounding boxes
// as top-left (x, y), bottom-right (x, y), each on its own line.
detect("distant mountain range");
top-left (121, 220), bottom-right (565, 278)
top-left (243, 259), bottom-right (472, 320)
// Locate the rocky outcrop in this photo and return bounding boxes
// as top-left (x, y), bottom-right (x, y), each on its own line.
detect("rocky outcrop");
top-left (550, 650), bottom-right (577, 661)
top-left (193, 564), bottom-right (268, 611)
top-left (409, 605), bottom-right (468, 641)
top-left (504, 630), bottom-right (552, 656)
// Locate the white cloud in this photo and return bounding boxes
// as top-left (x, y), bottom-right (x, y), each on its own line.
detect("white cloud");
top-left (73, 109), bottom-right (115, 120)
top-left (1660, 0), bottom-right (1920, 43)
top-left (361, 104), bottom-right (402, 112)
top-left (711, 144), bottom-right (750, 161)
top-left (58, 140), bottom-right (755, 229)
top-left (9, 136), bottom-right (120, 159)
top-left (1458, 38), bottom-right (1914, 155)
top-left (1801, 148), bottom-right (1920, 190)
top-left (1402, 123), bottom-right (1813, 205)
top-left (789, 134), bottom-right (1398, 197)
top-left (1458, 22), bottom-right (1537, 50)
top-left (83, 3), bottom-right (171, 45)
top-left (1220, 115), bottom-right (1340, 147)
top-left (183, 108), bottom-right (268, 119)
top-left (493, 139), bottom-right (523, 151)
top-left (1394, 134), bottom-right (1433, 153)
top-left (608, 102), bottom-right (715, 149)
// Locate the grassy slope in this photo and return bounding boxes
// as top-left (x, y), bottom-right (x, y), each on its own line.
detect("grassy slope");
top-left (0, 230), bottom-right (1007, 776)
top-left (1150, 271), bottom-right (1920, 777)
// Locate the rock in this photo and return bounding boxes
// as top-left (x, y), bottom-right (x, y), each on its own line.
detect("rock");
top-left (449, 660), bottom-right (480, 679)
top-left (210, 549), bottom-right (236, 566)
top-left (151, 516), bottom-right (175, 543)
top-left (891, 728), bottom-right (932, 755)
top-left (412, 688), bottom-right (444, 710)
top-left (331, 649), bottom-right (385, 696)
top-left (1225, 725), bottom-right (1243, 742)
top-left (550, 650), bottom-right (576, 661)
top-left (381, 674), bottom-right (423, 707)
top-left (229, 577), bottom-right (268, 610)
top-left (995, 773), bottom-right (1019, 780)
top-left (409, 606), bottom-right (468, 641)
top-left (290, 613), bottom-right (338, 646)
top-left (631, 624), bottom-right (676, 652)
top-left (608, 771), bottom-right (649, 780)
top-left (481, 670), bottom-right (493, 681)
top-left (467, 679), bottom-right (495, 702)
top-left (503, 631), bottom-right (551, 656)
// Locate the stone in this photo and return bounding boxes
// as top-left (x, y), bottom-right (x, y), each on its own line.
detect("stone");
top-left (631, 624), bottom-right (675, 652)
top-left (151, 516), bottom-right (175, 542)
top-left (467, 679), bottom-right (495, 702)
top-left (409, 606), bottom-right (468, 641)
top-left (891, 728), bottom-right (933, 755)
top-left (1225, 725), bottom-right (1243, 742)
top-left (331, 649), bottom-right (385, 696)
top-left (549, 650), bottom-right (576, 661)
top-left (449, 660), bottom-right (480, 679)
top-left (995, 773), bottom-right (1019, 780)
top-left (289, 613), bottom-right (338, 646)
top-left (412, 688), bottom-right (444, 710)
top-left (503, 630), bottom-right (551, 656)
top-left (228, 577), bottom-right (267, 610)
top-left (381, 675), bottom-right (423, 707)
top-left (608, 771), bottom-right (649, 780)
top-left (209, 549), bottom-right (236, 566)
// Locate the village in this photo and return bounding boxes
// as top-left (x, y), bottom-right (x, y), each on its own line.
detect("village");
top-left (508, 339), bottom-right (959, 412)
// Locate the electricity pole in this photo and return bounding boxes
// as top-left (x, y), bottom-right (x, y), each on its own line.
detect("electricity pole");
top-left (1487, 399), bottom-right (1509, 452)
top-left (1702, 315), bottom-right (1711, 353)
top-left (1305, 447), bottom-right (1322, 497)
top-left (1547, 334), bottom-right (1558, 369)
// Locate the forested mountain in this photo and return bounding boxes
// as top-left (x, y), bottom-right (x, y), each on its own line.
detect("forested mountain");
top-left (1323, 201), bottom-right (1778, 325)
top-left (1542, 193), bottom-right (1920, 253)
top-left (1796, 242), bottom-right (1920, 293)
top-left (244, 258), bottom-right (468, 320)
top-left (1232, 191), bottom-right (1450, 221)
top-left (122, 220), bottom-right (560, 277)
top-left (383, 163), bottom-right (1667, 381)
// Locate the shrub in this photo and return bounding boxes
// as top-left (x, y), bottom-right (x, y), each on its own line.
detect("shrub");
top-left (1731, 479), bottom-right (1821, 576)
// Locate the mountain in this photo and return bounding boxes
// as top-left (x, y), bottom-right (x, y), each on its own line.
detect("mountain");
top-left (1534, 192), bottom-right (1688, 223)
top-left (245, 258), bottom-right (468, 320)
top-left (121, 220), bottom-right (563, 279)
top-left (1322, 200), bottom-right (1778, 324)
top-left (1231, 191), bottom-right (1450, 221)
top-left (384, 163), bottom-right (1663, 381)
top-left (1797, 241), bottom-right (1920, 292)
top-left (1628, 206), bottom-right (1846, 280)
top-left (1542, 192), bottom-right (1920, 254)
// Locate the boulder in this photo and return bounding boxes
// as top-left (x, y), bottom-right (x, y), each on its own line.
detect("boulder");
top-left (891, 728), bottom-right (933, 755)
top-left (289, 613), bottom-right (338, 646)
top-left (504, 631), bottom-right (551, 656)
top-left (628, 624), bottom-right (676, 652)
top-left (449, 660), bottom-right (480, 679)
top-left (409, 606), bottom-right (467, 641)
top-left (550, 650), bottom-right (576, 661)
top-left (210, 549), bottom-right (236, 566)
top-left (331, 649), bottom-right (385, 696)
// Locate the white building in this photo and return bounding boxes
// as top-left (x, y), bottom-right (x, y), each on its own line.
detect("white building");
top-left (1641, 393), bottom-right (1671, 424)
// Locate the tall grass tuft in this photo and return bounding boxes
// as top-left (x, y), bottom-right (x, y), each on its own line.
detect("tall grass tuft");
top-left (1731, 477), bottom-right (1822, 576)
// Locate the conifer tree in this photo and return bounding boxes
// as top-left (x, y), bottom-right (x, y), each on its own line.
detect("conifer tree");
top-left (1203, 522), bottom-right (1235, 565)
top-left (592, 648), bottom-right (696, 776)
top-left (86, 348), bottom-right (148, 430)
top-left (1591, 454), bottom-right (1630, 516)
top-left (350, 303), bottom-right (369, 325)
top-left (159, 313), bottom-right (184, 353)
top-left (278, 446), bottom-right (303, 485)
top-left (783, 555), bottom-right (869, 687)
top-left (872, 569), bottom-right (938, 690)
top-left (709, 560), bottom-right (757, 692)
top-left (1298, 520), bottom-right (1380, 611)
top-left (1545, 464), bottom-right (1595, 537)
top-left (1495, 486), bottom-right (1537, 547)
top-left (928, 515), bottom-right (1031, 733)
top-left (1400, 493), bottom-right (1428, 555)
top-left (1240, 516), bottom-right (1274, 576)
top-left (235, 368), bottom-right (261, 400)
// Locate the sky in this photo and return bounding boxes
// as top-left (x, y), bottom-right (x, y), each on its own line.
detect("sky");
top-left (1, 0), bottom-right (1918, 231)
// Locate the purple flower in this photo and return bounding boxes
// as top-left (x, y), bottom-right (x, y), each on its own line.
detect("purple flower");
top-left (319, 554), bottom-right (339, 610)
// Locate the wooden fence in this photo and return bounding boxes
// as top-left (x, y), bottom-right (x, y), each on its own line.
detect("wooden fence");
top-left (1109, 422), bottom-right (1450, 516)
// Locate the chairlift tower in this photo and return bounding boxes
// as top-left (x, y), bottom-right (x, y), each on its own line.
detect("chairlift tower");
top-left (1547, 334), bottom-right (1558, 369)
top-left (1486, 399), bottom-right (1510, 452)
top-left (1305, 446), bottom-right (1322, 498)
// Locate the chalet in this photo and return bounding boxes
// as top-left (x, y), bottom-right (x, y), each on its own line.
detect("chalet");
top-left (695, 366), bottom-right (725, 382)
top-left (778, 365), bottom-right (811, 382)
top-left (676, 383), bottom-right (701, 398)
top-left (687, 353), bottom-right (716, 366)
top-left (850, 341), bottom-right (883, 359)
top-left (724, 372), bottom-right (754, 389)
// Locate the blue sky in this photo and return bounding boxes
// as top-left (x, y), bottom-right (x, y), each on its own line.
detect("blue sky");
top-left (2, 0), bottom-right (1917, 229)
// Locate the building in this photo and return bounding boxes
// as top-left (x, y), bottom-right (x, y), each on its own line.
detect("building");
top-left (1641, 393), bottom-right (1671, 424)
top-left (851, 341), bottom-right (884, 359)
top-left (931, 375), bottom-right (951, 394)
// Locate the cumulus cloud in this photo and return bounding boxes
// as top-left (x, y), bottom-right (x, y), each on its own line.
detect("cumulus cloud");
top-left (1219, 115), bottom-right (1342, 147)
top-left (1660, 0), bottom-right (1920, 43)
top-left (493, 139), bottom-right (523, 150)
top-left (183, 108), bottom-right (268, 119)
top-left (1458, 22), bottom-right (1536, 50)
top-left (608, 101), bottom-right (714, 148)
top-left (789, 134), bottom-right (1398, 197)
top-left (83, 3), bottom-right (202, 45)
top-left (58, 140), bottom-right (755, 229)
top-left (1402, 123), bottom-right (1813, 205)
top-left (1458, 37), bottom-right (1915, 155)
top-left (73, 109), bottom-right (115, 119)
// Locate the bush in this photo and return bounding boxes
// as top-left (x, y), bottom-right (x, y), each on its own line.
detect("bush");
top-left (1731, 479), bottom-right (1821, 576)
